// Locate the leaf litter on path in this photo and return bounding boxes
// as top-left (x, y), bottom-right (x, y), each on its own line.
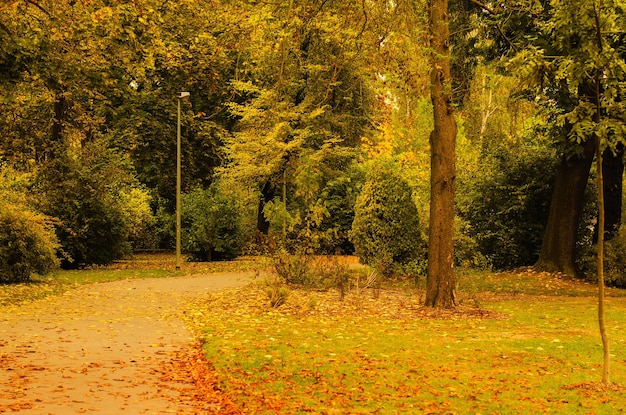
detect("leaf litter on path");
top-left (0, 271), bottom-right (254, 414)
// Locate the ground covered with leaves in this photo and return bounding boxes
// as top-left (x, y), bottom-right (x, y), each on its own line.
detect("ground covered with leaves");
top-left (185, 268), bottom-right (626, 414)
top-left (2, 255), bottom-right (626, 413)
top-left (0, 253), bottom-right (260, 414)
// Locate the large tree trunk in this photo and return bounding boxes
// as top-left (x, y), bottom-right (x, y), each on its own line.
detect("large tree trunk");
top-left (425, 0), bottom-right (457, 308)
top-left (534, 137), bottom-right (595, 276)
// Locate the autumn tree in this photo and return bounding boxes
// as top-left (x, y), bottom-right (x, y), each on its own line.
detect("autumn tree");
top-left (221, 0), bottom-right (376, 250)
top-left (467, 0), bottom-right (626, 277)
top-left (101, 0), bottom-right (236, 207)
top-left (0, 0), bottom-right (241, 254)
top-left (493, 0), bottom-right (625, 383)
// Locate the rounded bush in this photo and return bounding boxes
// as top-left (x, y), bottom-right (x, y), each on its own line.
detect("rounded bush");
top-left (44, 178), bottom-right (131, 269)
top-left (37, 145), bottom-right (140, 269)
top-left (181, 184), bottom-right (245, 261)
top-left (0, 204), bottom-right (59, 283)
top-left (350, 163), bottom-right (425, 276)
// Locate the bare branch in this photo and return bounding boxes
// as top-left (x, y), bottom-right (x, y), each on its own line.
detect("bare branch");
top-left (468, 0), bottom-right (496, 15)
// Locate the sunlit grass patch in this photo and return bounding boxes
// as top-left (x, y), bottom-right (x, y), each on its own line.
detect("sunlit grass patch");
top-left (458, 267), bottom-right (626, 298)
top-left (188, 276), bottom-right (626, 414)
top-left (0, 276), bottom-right (66, 307)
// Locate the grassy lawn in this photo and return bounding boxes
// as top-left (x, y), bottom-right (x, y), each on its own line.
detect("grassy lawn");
top-left (185, 267), bottom-right (626, 414)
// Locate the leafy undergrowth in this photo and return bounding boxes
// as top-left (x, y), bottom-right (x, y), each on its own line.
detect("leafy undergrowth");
top-left (186, 269), bottom-right (626, 414)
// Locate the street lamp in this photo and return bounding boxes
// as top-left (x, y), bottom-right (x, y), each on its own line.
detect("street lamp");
top-left (176, 91), bottom-right (190, 270)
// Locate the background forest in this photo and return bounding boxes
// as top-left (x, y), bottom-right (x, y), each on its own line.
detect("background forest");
top-left (1, 0), bottom-right (625, 285)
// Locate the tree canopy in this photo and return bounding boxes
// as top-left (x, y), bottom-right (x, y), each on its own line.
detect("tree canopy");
top-left (1, 0), bottom-right (625, 295)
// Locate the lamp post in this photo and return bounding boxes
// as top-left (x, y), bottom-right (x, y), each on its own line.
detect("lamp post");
top-left (176, 91), bottom-right (190, 270)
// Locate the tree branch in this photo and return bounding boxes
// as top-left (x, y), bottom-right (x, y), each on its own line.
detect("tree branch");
top-left (467, 0), bottom-right (517, 53)
top-left (25, 0), bottom-right (50, 16)
top-left (467, 0), bottom-right (496, 15)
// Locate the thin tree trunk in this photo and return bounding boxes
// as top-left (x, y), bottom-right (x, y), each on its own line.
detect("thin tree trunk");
top-left (425, 0), bottom-right (457, 308)
top-left (257, 181), bottom-right (275, 235)
top-left (596, 137), bottom-right (610, 385)
top-left (592, 6), bottom-right (610, 381)
top-left (598, 144), bottom-right (624, 240)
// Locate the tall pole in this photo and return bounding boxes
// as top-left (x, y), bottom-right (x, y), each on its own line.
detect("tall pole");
top-left (176, 92), bottom-right (190, 270)
top-left (176, 97), bottom-right (182, 270)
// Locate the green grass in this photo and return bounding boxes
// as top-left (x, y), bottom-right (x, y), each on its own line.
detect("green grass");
top-left (187, 269), bottom-right (626, 414)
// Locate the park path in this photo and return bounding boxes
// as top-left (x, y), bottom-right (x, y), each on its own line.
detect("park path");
top-left (0, 271), bottom-right (255, 414)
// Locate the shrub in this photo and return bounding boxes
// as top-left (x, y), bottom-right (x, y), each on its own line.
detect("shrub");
top-left (578, 225), bottom-right (626, 288)
top-left (39, 160), bottom-right (131, 269)
top-left (305, 166), bottom-right (365, 254)
top-left (350, 162), bottom-right (426, 276)
top-left (53, 191), bottom-right (130, 268)
top-left (181, 184), bottom-right (245, 261)
top-left (457, 146), bottom-right (557, 270)
top-left (266, 282), bottom-right (290, 308)
top-left (118, 187), bottom-right (157, 250)
top-left (35, 141), bottom-right (158, 268)
top-left (270, 247), bottom-right (312, 285)
top-left (0, 204), bottom-right (59, 283)
top-left (454, 216), bottom-right (492, 269)
top-left (309, 256), bottom-right (351, 294)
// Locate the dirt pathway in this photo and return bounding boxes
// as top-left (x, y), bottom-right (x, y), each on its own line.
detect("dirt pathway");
top-left (0, 272), bottom-right (255, 414)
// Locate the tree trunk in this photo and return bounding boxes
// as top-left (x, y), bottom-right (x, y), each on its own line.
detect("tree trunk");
top-left (50, 87), bottom-right (69, 159)
top-left (425, 0), bottom-right (457, 308)
top-left (596, 136), bottom-right (610, 385)
top-left (534, 138), bottom-right (595, 276)
top-left (598, 143), bottom-right (624, 241)
top-left (257, 181), bottom-right (275, 235)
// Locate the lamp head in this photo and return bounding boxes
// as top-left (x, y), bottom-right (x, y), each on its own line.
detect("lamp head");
top-left (178, 91), bottom-right (190, 99)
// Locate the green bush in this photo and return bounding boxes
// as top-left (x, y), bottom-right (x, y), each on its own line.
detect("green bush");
top-left (0, 204), bottom-right (59, 283)
top-left (578, 225), bottom-right (626, 288)
top-left (311, 166), bottom-right (364, 254)
top-left (457, 146), bottom-right (557, 270)
top-left (349, 162), bottom-right (426, 276)
top-left (181, 183), bottom-right (245, 261)
top-left (48, 183), bottom-right (131, 269)
top-left (37, 143), bottom-right (139, 269)
top-left (454, 216), bottom-right (492, 269)
top-left (118, 187), bottom-right (157, 250)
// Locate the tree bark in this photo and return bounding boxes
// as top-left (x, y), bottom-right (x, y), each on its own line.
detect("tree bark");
top-left (51, 87), bottom-right (68, 146)
top-left (596, 131), bottom-right (610, 386)
top-left (598, 144), bottom-right (624, 241)
top-left (425, 0), bottom-right (457, 308)
top-left (534, 138), bottom-right (595, 277)
top-left (257, 181), bottom-right (275, 235)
